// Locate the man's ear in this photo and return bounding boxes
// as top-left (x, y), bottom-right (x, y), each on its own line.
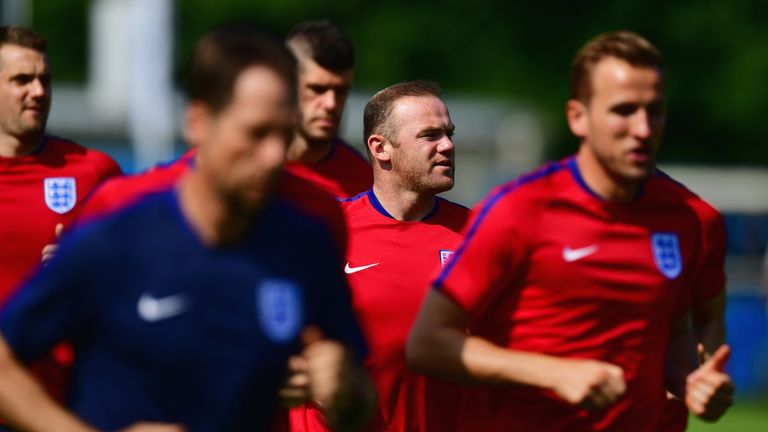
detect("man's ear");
top-left (183, 102), bottom-right (211, 148)
top-left (368, 134), bottom-right (392, 163)
top-left (566, 99), bottom-right (588, 139)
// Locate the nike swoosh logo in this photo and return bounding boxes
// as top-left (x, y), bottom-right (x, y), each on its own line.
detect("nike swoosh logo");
top-left (137, 293), bottom-right (189, 322)
top-left (562, 244), bottom-right (599, 262)
top-left (344, 262), bottom-right (380, 274)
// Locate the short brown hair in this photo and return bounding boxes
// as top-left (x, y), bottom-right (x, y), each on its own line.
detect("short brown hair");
top-left (570, 31), bottom-right (662, 103)
top-left (185, 25), bottom-right (296, 113)
top-left (286, 20), bottom-right (354, 72)
top-left (363, 80), bottom-right (441, 145)
top-left (0, 26), bottom-right (47, 52)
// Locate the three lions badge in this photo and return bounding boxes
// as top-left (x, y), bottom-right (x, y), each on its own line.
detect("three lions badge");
top-left (44, 177), bottom-right (77, 214)
top-left (257, 279), bottom-right (303, 343)
top-left (651, 233), bottom-right (682, 279)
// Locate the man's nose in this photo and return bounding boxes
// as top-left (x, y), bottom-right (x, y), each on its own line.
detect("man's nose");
top-left (631, 109), bottom-right (652, 139)
top-left (29, 78), bottom-right (48, 99)
top-left (437, 135), bottom-right (455, 153)
top-left (320, 90), bottom-right (338, 112)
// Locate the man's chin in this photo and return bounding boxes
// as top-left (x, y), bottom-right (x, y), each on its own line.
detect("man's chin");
top-left (428, 179), bottom-right (455, 194)
top-left (305, 127), bottom-right (337, 143)
top-left (20, 122), bottom-right (46, 135)
top-left (626, 163), bottom-right (655, 181)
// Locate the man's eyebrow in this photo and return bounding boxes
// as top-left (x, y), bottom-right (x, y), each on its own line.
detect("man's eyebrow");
top-left (417, 125), bottom-right (454, 136)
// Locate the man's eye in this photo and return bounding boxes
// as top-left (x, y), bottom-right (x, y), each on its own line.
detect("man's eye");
top-left (12, 75), bottom-right (33, 84)
top-left (612, 104), bottom-right (638, 117)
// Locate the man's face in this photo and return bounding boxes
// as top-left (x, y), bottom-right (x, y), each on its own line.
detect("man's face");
top-left (572, 57), bottom-right (666, 184)
top-left (0, 44), bottom-right (51, 142)
top-left (197, 65), bottom-right (294, 211)
top-left (296, 56), bottom-right (353, 143)
top-left (387, 96), bottom-right (455, 194)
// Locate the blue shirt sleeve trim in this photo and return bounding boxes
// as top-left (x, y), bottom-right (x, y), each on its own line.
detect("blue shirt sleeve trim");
top-left (337, 189), bottom-right (369, 203)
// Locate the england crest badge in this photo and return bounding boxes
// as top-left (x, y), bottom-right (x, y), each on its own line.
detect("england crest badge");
top-left (257, 279), bottom-right (303, 343)
top-left (43, 177), bottom-right (77, 214)
top-left (439, 249), bottom-right (455, 268)
top-left (651, 233), bottom-right (682, 279)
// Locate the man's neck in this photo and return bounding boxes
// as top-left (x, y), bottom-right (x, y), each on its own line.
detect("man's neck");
top-left (177, 172), bottom-right (257, 247)
top-left (575, 148), bottom-right (640, 203)
top-left (371, 183), bottom-right (437, 221)
top-left (0, 134), bottom-right (44, 157)
top-left (287, 134), bottom-right (334, 164)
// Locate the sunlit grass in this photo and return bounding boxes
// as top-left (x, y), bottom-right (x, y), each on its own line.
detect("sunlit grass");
top-left (688, 400), bottom-right (768, 431)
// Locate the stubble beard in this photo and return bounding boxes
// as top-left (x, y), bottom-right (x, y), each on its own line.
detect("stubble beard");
top-left (398, 166), bottom-right (454, 195)
top-left (1, 114), bottom-right (47, 149)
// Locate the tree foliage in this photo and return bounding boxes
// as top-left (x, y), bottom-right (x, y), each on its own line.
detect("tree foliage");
top-left (31, 0), bottom-right (768, 165)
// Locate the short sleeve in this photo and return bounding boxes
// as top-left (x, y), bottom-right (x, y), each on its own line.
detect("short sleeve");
top-left (434, 189), bottom-right (530, 318)
top-left (691, 205), bottom-right (727, 305)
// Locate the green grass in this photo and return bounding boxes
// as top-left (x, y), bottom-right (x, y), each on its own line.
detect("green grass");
top-left (687, 400), bottom-right (768, 431)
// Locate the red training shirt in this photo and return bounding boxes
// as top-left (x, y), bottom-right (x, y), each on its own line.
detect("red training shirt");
top-left (435, 156), bottom-right (725, 431)
top-left (285, 137), bottom-right (372, 199)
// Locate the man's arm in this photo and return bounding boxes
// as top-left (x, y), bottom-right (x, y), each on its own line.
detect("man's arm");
top-left (665, 314), bottom-right (700, 399)
top-left (0, 335), bottom-right (187, 432)
top-left (406, 289), bottom-right (626, 410)
top-left (665, 314), bottom-right (734, 422)
top-left (0, 334), bottom-right (97, 432)
top-left (692, 291), bottom-right (726, 359)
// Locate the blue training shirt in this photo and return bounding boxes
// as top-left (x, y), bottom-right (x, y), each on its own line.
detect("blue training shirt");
top-left (0, 189), bottom-right (366, 431)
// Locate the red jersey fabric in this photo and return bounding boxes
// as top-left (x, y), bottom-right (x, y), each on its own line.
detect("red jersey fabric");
top-left (78, 150), bottom-right (195, 223)
top-left (0, 136), bottom-right (122, 302)
top-left (80, 149), bottom-right (347, 255)
top-left (657, 173), bottom-right (727, 432)
top-left (435, 156), bottom-right (725, 431)
top-left (285, 137), bottom-right (372, 199)
top-left (658, 397), bottom-right (689, 432)
top-left (291, 189), bottom-right (469, 432)
top-left (0, 136), bottom-right (122, 401)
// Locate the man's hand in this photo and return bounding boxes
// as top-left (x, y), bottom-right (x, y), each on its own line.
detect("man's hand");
top-left (297, 326), bottom-right (376, 432)
top-left (41, 223), bottom-right (63, 264)
top-left (277, 354), bottom-right (311, 407)
top-left (300, 326), bottom-right (346, 409)
top-left (685, 344), bottom-right (734, 421)
top-left (548, 358), bottom-right (626, 410)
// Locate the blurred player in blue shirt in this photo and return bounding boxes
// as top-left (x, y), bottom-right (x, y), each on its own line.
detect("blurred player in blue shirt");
top-left (0, 26), bottom-right (372, 432)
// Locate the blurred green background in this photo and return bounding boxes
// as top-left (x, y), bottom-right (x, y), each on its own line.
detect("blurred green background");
top-left (31, 0), bottom-right (768, 166)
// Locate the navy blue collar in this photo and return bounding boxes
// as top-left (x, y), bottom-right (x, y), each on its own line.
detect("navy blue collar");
top-left (567, 156), bottom-right (645, 202)
top-left (367, 189), bottom-right (440, 221)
